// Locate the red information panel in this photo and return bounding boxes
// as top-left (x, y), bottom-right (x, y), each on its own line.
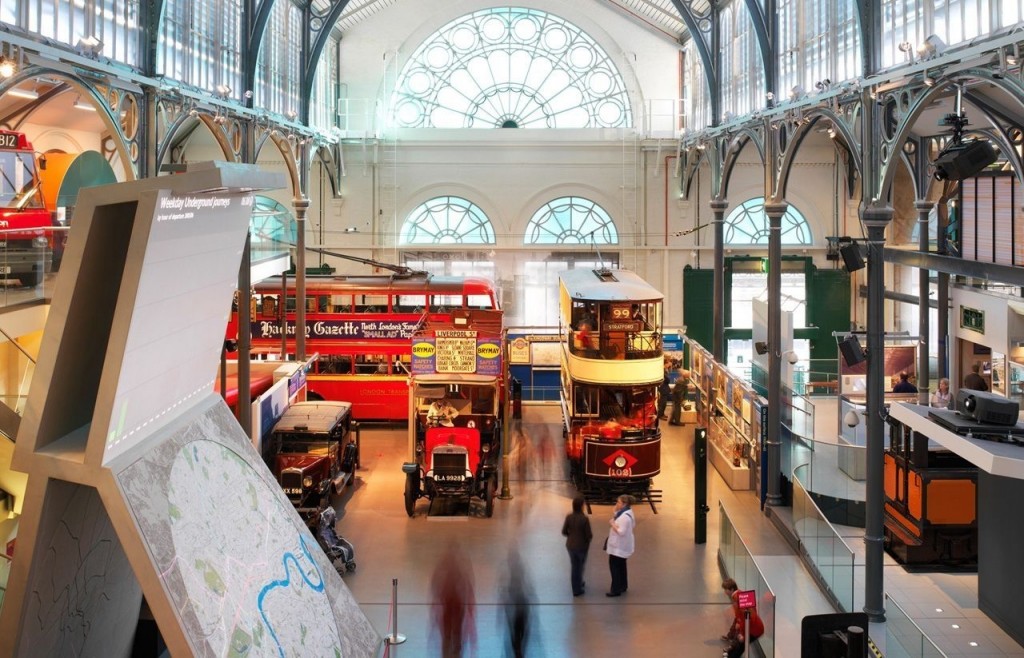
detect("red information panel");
top-left (736, 589), bottom-right (757, 609)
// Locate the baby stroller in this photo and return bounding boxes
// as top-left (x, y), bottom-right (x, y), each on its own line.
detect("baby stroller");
top-left (315, 505), bottom-right (356, 575)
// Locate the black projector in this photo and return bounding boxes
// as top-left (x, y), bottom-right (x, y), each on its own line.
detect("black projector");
top-left (956, 388), bottom-right (1020, 426)
top-left (932, 139), bottom-right (998, 180)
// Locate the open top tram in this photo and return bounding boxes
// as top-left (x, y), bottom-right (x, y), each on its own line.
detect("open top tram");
top-left (558, 268), bottom-right (664, 510)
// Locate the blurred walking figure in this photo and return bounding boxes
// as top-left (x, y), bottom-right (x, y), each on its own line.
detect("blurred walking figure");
top-left (561, 494), bottom-right (592, 596)
top-left (503, 547), bottom-right (534, 658)
top-left (431, 542), bottom-right (476, 657)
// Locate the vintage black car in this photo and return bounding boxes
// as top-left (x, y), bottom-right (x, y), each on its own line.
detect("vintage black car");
top-left (270, 400), bottom-right (357, 513)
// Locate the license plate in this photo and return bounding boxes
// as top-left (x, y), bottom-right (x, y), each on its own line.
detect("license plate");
top-left (434, 474), bottom-right (465, 482)
top-left (0, 267), bottom-right (10, 275)
top-left (283, 487), bottom-right (302, 495)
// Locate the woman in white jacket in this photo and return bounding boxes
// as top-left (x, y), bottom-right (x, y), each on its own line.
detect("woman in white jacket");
top-left (605, 494), bottom-right (635, 597)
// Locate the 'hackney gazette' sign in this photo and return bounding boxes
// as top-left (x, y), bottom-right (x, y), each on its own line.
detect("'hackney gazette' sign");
top-left (251, 319), bottom-right (420, 340)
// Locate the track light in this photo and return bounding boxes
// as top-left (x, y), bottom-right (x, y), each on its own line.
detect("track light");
top-left (75, 35), bottom-right (104, 58)
top-left (790, 85), bottom-right (805, 100)
top-left (215, 84), bottom-right (232, 98)
top-left (285, 109), bottom-right (298, 121)
top-left (917, 34), bottom-right (946, 60)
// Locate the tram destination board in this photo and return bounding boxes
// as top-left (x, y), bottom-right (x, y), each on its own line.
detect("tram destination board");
top-left (435, 330), bottom-right (477, 373)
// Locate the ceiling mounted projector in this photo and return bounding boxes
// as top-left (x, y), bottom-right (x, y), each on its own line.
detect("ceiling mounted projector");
top-left (932, 139), bottom-right (998, 181)
top-left (956, 388), bottom-right (1020, 426)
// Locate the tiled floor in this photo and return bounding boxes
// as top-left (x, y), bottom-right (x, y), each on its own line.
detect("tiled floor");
top-left (335, 405), bottom-right (834, 657)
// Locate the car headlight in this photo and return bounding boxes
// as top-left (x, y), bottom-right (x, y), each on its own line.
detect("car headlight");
top-left (33, 236), bottom-right (48, 248)
top-left (481, 444), bottom-right (490, 453)
top-left (302, 475), bottom-right (314, 488)
top-left (614, 456), bottom-right (627, 468)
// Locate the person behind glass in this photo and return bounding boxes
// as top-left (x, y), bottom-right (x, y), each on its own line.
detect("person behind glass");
top-left (963, 362), bottom-right (989, 391)
top-left (721, 578), bottom-right (765, 657)
top-left (892, 371), bottom-right (918, 393)
top-left (657, 358), bottom-right (672, 420)
top-left (605, 494), bottom-right (635, 597)
top-left (561, 494), bottom-right (592, 597)
top-left (669, 363), bottom-right (692, 426)
top-left (931, 377), bottom-right (953, 409)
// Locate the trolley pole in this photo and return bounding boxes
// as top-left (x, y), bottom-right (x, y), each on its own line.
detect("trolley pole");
top-left (499, 329), bottom-right (513, 500)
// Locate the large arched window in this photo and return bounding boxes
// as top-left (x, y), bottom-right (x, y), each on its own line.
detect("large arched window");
top-left (724, 198), bottom-right (813, 245)
top-left (392, 7), bottom-right (632, 129)
top-left (400, 196), bottom-right (495, 244)
top-left (524, 197), bottom-right (618, 244)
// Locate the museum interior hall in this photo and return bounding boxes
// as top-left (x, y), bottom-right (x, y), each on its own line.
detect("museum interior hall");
top-left (3, 1), bottom-right (1024, 656)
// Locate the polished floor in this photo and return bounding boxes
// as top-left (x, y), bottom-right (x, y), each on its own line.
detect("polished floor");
top-left (335, 405), bottom-right (835, 657)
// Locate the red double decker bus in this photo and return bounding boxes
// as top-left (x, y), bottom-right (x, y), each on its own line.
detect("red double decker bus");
top-left (230, 271), bottom-right (501, 420)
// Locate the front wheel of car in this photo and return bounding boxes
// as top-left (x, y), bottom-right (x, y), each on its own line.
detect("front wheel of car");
top-left (404, 473), bottom-right (418, 517)
top-left (484, 476), bottom-right (496, 517)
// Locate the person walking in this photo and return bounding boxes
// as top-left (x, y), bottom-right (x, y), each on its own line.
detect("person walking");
top-left (561, 494), bottom-right (592, 597)
top-left (432, 542), bottom-right (476, 657)
top-left (605, 494), bottom-right (635, 597)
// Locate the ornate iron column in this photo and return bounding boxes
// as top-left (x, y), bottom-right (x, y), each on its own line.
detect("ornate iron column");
top-left (863, 205), bottom-right (893, 622)
top-left (764, 201), bottom-right (788, 508)
top-left (711, 198), bottom-right (729, 361)
top-left (294, 195), bottom-right (310, 360)
top-left (916, 201), bottom-right (934, 405)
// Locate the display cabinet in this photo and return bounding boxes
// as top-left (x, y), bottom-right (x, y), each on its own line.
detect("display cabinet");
top-left (709, 403), bottom-right (753, 490)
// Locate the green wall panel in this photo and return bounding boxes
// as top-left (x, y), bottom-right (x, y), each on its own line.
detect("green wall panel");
top-left (807, 267), bottom-right (851, 373)
top-left (683, 266), bottom-right (714, 351)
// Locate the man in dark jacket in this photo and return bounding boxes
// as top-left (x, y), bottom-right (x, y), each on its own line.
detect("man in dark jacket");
top-left (561, 495), bottom-right (593, 597)
top-left (963, 362), bottom-right (989, 391)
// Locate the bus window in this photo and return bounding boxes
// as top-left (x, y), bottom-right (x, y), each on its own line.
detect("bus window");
top-left (467, 294), bottom-right (492, 310)
top-left (431, 294), bottom-right (461, 310)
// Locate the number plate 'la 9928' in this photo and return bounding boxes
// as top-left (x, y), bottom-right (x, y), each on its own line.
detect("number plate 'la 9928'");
top-left (434, 474), bottom-right (465, 482)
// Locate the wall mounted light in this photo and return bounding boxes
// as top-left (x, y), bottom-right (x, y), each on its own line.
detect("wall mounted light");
top-left (285, 109), bottom-right (298, 121)
top-left (1007, 44), bottom-right (1021, 67)
top-left (215, 84), bottom-right (232, 98)
top-left (72, 95), bottom-right (96, 111)
top-left (8, 85), bottom-right (39, 100)
top-left (790, 85), bottom-right (806, 100)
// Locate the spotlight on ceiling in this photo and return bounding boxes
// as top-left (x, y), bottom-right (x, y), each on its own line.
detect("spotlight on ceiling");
top-left (932, 111), bottom-right (998, 181)
top-left (0, 56), bottom-right (16, 79)
top-left (75, 35), bottom-right (104, 58)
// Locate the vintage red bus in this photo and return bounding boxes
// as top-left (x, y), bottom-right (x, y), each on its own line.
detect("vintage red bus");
top-left (229, 272), bottom-right (501, 420)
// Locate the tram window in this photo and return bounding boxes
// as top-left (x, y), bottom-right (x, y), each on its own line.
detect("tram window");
top-left (260, 295), bottom-right (279, 316)
top-left (397, 294), bottom-right (427, 313)
top-left (331, 294), bottom-right (353, 312)
top-left (358, 294), bottom-right (388, 312)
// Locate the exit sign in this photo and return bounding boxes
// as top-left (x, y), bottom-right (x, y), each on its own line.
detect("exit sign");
top-left (960, 306), bottom-right (984, 334)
